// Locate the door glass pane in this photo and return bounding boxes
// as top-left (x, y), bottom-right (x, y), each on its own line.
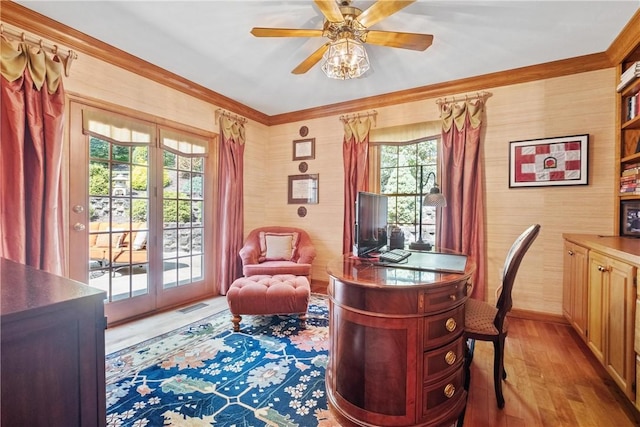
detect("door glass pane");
top-left (162, 148), bottom-right (205, 290)
top-left (88, 136), bottom-right (150, 301)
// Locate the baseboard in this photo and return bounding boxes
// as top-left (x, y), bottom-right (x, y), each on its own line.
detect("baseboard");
top-left (508, 308), bottom-right (568, 324)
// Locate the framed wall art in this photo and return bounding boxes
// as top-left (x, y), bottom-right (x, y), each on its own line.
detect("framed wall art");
top-left (509, 134), bottom-right (589, 188)
top-left (288, 174), bottom-right (319, 204)
top-left (293, 138), bottom-right (315, 161)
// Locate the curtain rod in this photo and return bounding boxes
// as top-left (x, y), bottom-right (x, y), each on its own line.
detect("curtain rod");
top-left (436, 91), bottom-right (492, 105)
top-left (215, 109), bottom-right (247, 124)
top-left (339, 110), bottom-right (377, 126)
top-left (0, 24), bottom-right (77, 77)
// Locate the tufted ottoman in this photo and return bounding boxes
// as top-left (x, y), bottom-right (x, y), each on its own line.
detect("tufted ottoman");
top-left (226, 274), bottom-right (310, 332)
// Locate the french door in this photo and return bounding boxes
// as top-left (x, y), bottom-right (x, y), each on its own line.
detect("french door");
top-left (68, 101), bottom-right (215, 324)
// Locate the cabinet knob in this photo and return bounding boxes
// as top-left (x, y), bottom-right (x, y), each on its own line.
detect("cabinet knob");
top-left (568, 250), bottom-right (574, 256)
top-left (449, 294), bottom-right (457, 301)
top-left (597, 265), bottom-right (609, 272)
top-left (445, 318), bottom-right (457, 332)
top-left (444, 383), bottom-right (456, 398)
top-left (444, 351), bottom-right (457, 365)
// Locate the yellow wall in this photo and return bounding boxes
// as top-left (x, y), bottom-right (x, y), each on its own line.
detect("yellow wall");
top-left (6, 24), bottom-right (616, 316)
top-left (258, 69), bottom-right (616, 315)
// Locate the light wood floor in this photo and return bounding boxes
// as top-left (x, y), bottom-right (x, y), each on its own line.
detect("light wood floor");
top-left (105, 297), bottom-right (640, 426)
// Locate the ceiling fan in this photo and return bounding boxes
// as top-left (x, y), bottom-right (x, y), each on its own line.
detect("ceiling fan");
top-left (250, 0), bottom-right (433, 77)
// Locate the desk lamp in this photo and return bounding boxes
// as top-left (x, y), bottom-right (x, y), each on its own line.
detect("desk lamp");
top-left (409, 166), bottom-right (447, 251)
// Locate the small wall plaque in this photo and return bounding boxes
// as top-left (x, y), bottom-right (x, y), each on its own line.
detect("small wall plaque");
top-left (297, 206), bottom-right (307, 217)
top-left (293, 138), bottom-right (315, 161)
top-left (298, 162), bottom-right (308, 173)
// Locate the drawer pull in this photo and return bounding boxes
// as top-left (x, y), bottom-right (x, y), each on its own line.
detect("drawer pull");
top-left (444, 351), bottom-right (457, 365)
top-left (445, 318), bottom-right (457, 332)
top-left (444, 383), bottom-right (455, 398)
top-left (449, 294), bottom-right (457, 301)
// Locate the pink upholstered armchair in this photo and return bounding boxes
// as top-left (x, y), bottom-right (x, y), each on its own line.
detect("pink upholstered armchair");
top-left (239, 226), bottom-right (316, 280)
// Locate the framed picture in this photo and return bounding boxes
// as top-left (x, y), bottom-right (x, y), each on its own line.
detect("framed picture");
top-left (509, 134), bottom-right (588, 187)
top-left (288, 174), bottom-right (319, 204)
top-left (293, 138), bottom-right (315, 161)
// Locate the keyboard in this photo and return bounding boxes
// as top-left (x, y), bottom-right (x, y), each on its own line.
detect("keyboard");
top-left (379, 249), bottom-right (411, 263)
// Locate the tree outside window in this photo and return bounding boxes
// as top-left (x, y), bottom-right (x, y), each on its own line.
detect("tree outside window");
top-left (380, 138), bottom-right (439, 246)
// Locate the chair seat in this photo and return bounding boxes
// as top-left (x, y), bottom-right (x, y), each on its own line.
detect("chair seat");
top-left (242, 260), bottom-right (312, 277)
top-left (465, 298), bottom-right (508, 336)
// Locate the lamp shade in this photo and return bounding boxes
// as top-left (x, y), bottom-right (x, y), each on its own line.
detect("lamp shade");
top-left (321, 38), bottom-right (370, 80)
top-left (423, 185), bottom-right (447, 208)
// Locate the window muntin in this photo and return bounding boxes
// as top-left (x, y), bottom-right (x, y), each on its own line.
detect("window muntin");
top-left (380, 138), bottom-right (439, 247)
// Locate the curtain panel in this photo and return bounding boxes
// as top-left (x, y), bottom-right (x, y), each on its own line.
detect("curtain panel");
top-left (438, 100), bottom-right (487, 300)
top-left (0, 38), bottom-right (66, 275)
top-left (342, 117), bottom-right (372, 255)
top-left (216, 116), bottom-right (245, 294)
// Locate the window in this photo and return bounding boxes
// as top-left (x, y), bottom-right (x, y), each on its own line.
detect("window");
top-left (379, 137), bottom-right (439, 247)
top-left (71, 102), bottom-right (214, 323)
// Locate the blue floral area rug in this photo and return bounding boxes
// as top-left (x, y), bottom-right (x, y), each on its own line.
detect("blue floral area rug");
top-left (105, 295), bottom-right (337, 427)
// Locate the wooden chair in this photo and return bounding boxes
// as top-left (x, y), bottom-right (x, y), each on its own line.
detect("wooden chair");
top-left (464, 224), bottom-right (541, 409)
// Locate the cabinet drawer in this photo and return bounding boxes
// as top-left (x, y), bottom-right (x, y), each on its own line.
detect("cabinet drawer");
top-left (423, 305), bottom-right (464, 350)
top-left (422, 366), bottom-right (465, 418)
top-left (423, 337), bottom-right (465, 383)
top-left (421, 281), bottom-right (467, 314)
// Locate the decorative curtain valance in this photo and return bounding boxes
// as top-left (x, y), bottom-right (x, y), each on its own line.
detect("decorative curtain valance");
top-left (369, 120), bottom-right (441, 144)
top-left (160, 129), bottom-right (209, 157)
top-left (440, 99), bottom-right (485, 132)
top-left (82, 109), bottom-right (153, 144)
top-left (343, 117), bottom-right (372, 143)
top-left (0, 37), bottom-right (63, 93)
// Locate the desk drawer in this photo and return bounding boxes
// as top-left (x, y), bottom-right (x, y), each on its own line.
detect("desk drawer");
top-left (420, 281), bottom-right (467, 314)
top-left (423, 305), bottom-right (464, 350)
top-left (423, 336), bottom-right (465, 383)
top-left (422, 366), bottom-right (465, 418)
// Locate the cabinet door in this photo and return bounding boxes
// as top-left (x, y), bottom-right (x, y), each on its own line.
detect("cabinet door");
top-left (605, 257), bottom-right (636, 399)
top-left (563, 241), bottom-right (589, 338)
top-left (587, 252), bottom-right (607, 363)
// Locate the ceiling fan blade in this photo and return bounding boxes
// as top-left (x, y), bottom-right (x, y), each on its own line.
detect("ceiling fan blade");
top-left (365, 30), bottom-right (433, 51)
top-left (251, 27), bottom-right (324, 38)
top-left (314, 0), bottom-right (344, 23)
top-left (357, 0), bottom-right (415, 28)
top-left (292, 43), bottom-right (330, 74)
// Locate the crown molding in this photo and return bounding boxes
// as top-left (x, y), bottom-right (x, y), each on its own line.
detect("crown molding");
top-left (0, 1), bottom-right (270, 125)
top-left (268, 52), bottom-right (612, 125)
top-left (2, 1), bottom-right (631, 126)
top-left (606, 8), bottom-right (640, 65)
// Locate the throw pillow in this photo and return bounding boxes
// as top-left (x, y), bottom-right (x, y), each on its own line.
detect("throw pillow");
top-left (259, 231), bottom-right (299, 262)
top-left (264, 234), bottom-right (294, 261)
top-left (132, 231), bottom-right (148, 250)
top-left (94, 230), bottom-right (127, 248)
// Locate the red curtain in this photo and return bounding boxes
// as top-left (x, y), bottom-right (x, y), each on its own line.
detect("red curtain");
top-left (0, 40), bottom-right (66, 275)
top-left (342, 118), bottom-right (372, 255)
top-left (216, 116), bottom-right (245, 294)
top-left (437, 100), bottom-right (487, 300)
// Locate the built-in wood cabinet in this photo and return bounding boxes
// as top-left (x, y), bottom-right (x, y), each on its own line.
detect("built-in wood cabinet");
top-left (587, 250), bottom-right (636, 400)
top-left (563, 234), bottom-right (640, 408)
top-left (563, 241), bottom-right (589, 340)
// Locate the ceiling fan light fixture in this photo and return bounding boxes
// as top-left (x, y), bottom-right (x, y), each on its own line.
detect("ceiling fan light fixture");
top-left (321, 37), bottom-right (370, 80)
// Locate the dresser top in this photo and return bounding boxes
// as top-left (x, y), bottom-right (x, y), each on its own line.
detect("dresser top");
top-left (1, 258), bottom-right (105, 319)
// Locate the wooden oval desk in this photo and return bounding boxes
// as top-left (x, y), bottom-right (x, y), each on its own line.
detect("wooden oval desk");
top-left (326, 252), bottom-right (475, 427)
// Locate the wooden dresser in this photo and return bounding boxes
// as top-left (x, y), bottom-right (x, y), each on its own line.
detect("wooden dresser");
top-left (0, 258), bottom-right (107, 427)
top-left (326, 253), bottom-right (475, 427)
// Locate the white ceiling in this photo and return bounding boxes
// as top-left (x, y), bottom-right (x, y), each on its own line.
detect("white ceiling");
top-left (14, 0), bottom-right (640, 117)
